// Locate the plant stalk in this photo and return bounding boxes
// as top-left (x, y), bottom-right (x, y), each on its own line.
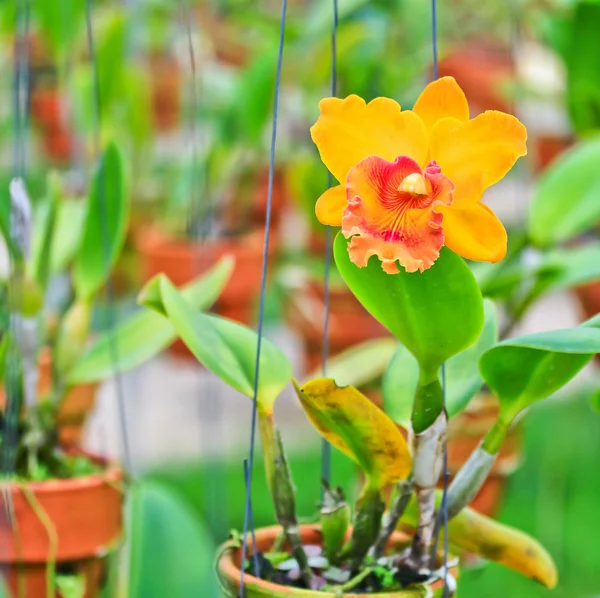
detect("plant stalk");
top-left (447, 441), bottom-right (497, 519)
top-left (258, 411), bottom-right (313, 588)
top-left (346, 486), bottom-right (385, 571)
top-left (405, 405), bottom-right (447, 572)
top-left (372, 477), bottom-right (413, 558)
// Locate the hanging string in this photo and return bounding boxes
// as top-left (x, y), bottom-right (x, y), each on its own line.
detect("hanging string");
top-left (320, 0), bottom-right (339, 498)
top-left (239, 0), bottom-right (287, 594)
top-left (84, 0), bottom-right (132, 473)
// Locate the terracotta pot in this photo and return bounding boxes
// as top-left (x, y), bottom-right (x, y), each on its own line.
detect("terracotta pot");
top-left (137, 227), bottom-right (275, 357)
top-left (532, 134), bottom-right (574, 174)
top-left (0, 350), bottom-right (98, 448)
top-left (252, 168), bottom-right (288, 228)
top-left (438, 40), bottom-right (513, 114)
top-left (147, 53), bottom-right (181, 132)
top-left (217, 524), bottom-right (458, 597)
top-left (445, 393), bottom-right (521, 517)
top-left (30, 88), bottom-right (62, 132)
top-left (196, 7), bottom-right (249, 67)
top-left (0, 458), bottom-right (124, 598)
top-left (573, 280), bottom-right (600, 320)
top-left (286, 281), bottom-right (389, 374)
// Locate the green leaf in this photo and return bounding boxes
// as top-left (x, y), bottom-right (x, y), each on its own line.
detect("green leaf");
top-left (139, 275), bottom-right (291, 414)
top-left (128, 479), bottom-right (220, 598)
top-left (293, 379), bottom-right (411, 490)
top-left (564, 2), bottom-right (600, 134)
top-left (68, 257), bottom-right (234, 384)
top-left (305, 337), bottom-right (398, 388)
top-left (29, 172), bottom-right (60, 290)
top-left (73, 142), bottom-right (129, 300)
top-left (383, 299), bottom-right (498, 428)
top-left (529, 137), bottom-right (600, 246)
top-left (52, 199), bottom-right (87, 274)
top-left (334, 233), bottom-right (484, 377)
top-left (479, 323), bottom-right (600, 425)
top-left (33, 0), bottom-right (85, 70)
top-left (55, 574), bottom-right (85, 598)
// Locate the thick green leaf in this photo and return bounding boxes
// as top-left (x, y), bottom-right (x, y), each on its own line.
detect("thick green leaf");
top-left (383, 299), bottom-right (498, 428)
top-left (529, 137), bottom-right (600, 246)
top-left (304, 337), bottom-right (397, 388)
top-left (128, 480), bottom-right (220, 598)
top-left (480, 323), bottom-right (600, 424)
top-left (140, 276), bottom-right (291, 414)
top-left (68, 258), bottom-right (234, 384)
top-left (294, 379), bottom-right (411, 490)
top-left (73, 142), bottom-right (129, 300)
top-left (334, 233), bottom-right (484, 377)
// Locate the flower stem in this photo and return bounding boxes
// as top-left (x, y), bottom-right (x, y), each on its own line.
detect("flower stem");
top-left (406, 397), bottom-right (447, 571)
top-left (373, 477), bottom-right (413, 558)
top-left (258, 411), bottom-right (313, 588)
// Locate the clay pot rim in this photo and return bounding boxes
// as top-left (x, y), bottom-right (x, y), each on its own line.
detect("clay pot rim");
top-left (0, 455), bottom-right (123, 494)
top-left (217, 524), bottom-right (458, 597)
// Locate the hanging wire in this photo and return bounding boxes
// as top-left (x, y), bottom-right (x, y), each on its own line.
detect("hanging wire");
top-left (84, 0), bottom-right (132, 473)
top-left (429, 2), bottom-right (450, 593)
top-left (320, 0), bottom-right (339, 496)
top-left (239, 0), bottom-right (288, 594)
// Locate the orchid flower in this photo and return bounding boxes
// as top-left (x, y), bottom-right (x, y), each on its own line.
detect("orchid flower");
top-left (311, 76), bottom-right (527, 273)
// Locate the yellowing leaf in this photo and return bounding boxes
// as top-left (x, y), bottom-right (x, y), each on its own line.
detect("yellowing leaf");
top-left (293, 378), bottom-right (411, 490)
top-left (401, 494), bottom-right (558, 589)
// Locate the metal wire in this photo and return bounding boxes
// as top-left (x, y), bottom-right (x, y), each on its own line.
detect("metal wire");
top-left (320, 0), bottom-right (339, 497)
top-left (84, 0), bottom-right (132, 473)
top-left (428, 2), bottom-right (450, 594)
top-left (239, 1), bottom-right (287, 594)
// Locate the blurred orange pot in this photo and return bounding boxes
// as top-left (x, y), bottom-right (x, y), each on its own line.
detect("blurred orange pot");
top-left (438, 40), bottom-right (513, 114)
top-left (137, 227), bottom-right (276, 357)
top-left (0, 350), bottom-right (98, 447)
top-left (0, 458), bottom-right (124, 598)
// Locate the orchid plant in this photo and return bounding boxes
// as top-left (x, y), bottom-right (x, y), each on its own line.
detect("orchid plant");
top-left (140, 76), bottom-right (600, 594)
top-left (0, 140), bottom-right (234, 481)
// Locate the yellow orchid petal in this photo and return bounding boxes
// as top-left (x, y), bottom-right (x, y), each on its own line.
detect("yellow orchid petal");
top-left (310, 96), bottom-right (429, 184)
top-left (437, 202), bottom-right (507, 263)
top-left (430, 110), bottom-right (527, 205)
top-left (315, 185), bottom-right (346, 226)
top-left (413, 76), bottom-right (470, 133)
top-left (343, 156), bottom-right (453, 273)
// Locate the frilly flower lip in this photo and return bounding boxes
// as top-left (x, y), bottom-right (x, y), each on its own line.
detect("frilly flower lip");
top-left (343, 157), bottom-right (454, 274)
top-left (310, 76), bottom-right (528, 274)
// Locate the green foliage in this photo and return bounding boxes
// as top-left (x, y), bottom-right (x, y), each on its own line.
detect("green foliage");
top-left (139, 274), bottom-right (291, 413)
top-left (69, 258), bottom-right (234, 383)
top-left (564, 1), bottom-right (600, 134)
top-left (480, 318), bottom-right (600, 434)
top-left (128, 479), bottom-right (220, 598)
top-left (73, 142), bottom-right (129, 300)
top-left (334, 234), bottom-right (484, 379)
top-left (529, 137), bottom-right (600, 245)
top-left (32, 0), bottom-right (85, 71)
top-left (383, 299), bottom-right (497, 428)
top-left (459, 390), bottom-right (600, 597)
